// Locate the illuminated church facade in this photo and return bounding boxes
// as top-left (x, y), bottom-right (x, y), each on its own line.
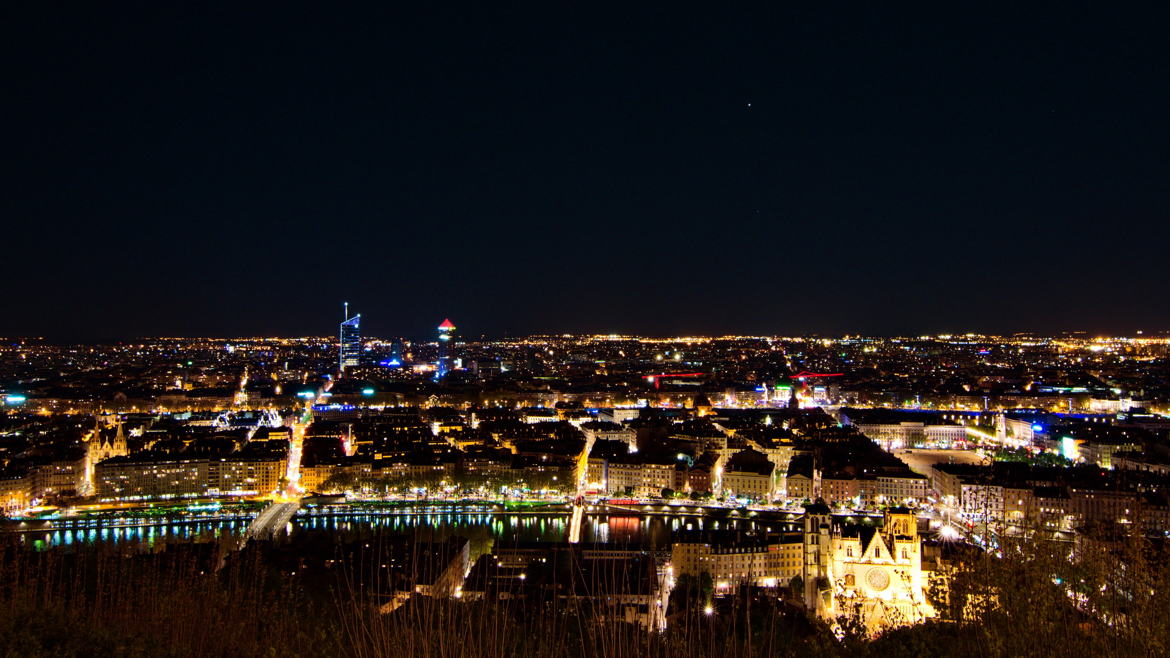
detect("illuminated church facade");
top-left (803, 504), bottom-right (935, 631)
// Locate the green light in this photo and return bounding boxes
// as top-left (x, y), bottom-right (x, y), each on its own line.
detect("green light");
top-left (362, 388), bottom-right (375, 396)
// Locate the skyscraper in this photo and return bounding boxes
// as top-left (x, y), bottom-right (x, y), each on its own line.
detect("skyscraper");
top-left (436, 318), bottom-right (455, 379)
top-left (339, 304), bottom-right (361, 373)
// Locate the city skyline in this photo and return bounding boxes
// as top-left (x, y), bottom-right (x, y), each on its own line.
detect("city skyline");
top-left (3, 298), bottom-right (1169, 650)
top-left (5, 326), bottom-right (1170, 344)
top-left (4, 3), bottom-right (1169, 653)
top-left (4, 323), bottom-right (1170, 343)
top-left (3, 300), bottom-right (1169, 344)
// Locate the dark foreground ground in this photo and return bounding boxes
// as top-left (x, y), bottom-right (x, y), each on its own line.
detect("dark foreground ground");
top-left (0, 527), bottom-right (1166, 657)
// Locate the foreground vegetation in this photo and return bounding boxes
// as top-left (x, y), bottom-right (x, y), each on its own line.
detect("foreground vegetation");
top-left (0, 528), bottom-right (1166, 657)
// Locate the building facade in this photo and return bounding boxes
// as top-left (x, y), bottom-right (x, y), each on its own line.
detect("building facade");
top-left (339, 312), bottom-right (362, 372)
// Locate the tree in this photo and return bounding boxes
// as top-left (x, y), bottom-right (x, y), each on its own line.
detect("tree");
top-left (319, 471), bottom-right (358, 493)
top-left (698, 571), bottom-right (715, 605)
top-left (788, 575), bottom-right (804, 602)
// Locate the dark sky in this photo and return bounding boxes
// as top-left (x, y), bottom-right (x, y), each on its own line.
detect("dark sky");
top-left (4, 2), bottom-right (1168, 340)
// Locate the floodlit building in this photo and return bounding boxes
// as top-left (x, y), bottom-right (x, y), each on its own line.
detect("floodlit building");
top-left (840, 409), bottom-right (967, 450)
top-left (95, 454), bottom-right (286, 500)
top-left (604, 453), bottom-right (675, 496)
top-left (672, 506), bottom-right (934, 633)
top-left (803, 505), bottom-right (934, 632)
top-left (671, 533), bottom-right (803, 590)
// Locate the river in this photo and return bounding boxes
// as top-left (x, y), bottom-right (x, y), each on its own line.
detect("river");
top-left (6, 502), bottom-right (811, 551)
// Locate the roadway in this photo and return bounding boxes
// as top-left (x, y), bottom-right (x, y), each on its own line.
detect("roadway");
top-left (284, 410), bottom-right (309, 495)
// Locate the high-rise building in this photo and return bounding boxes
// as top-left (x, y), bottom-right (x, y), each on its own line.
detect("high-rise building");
top-left (436, 318), bottom-right (455, 379)
top-left (340, 304), bottom-right (362, 373)
top-left (379, 338), bottom-right (405, 368)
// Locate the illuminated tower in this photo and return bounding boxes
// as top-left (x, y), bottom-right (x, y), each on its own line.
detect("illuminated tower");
top-left (339, 303), bottom-right (362, 373)
top-left (436, 318), bottom-right (455, 379)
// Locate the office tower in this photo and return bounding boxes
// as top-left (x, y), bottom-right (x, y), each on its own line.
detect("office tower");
top-left (339, 303), bottom-right (362, 373)
top-left (436, 318), bottom-right (455, 379)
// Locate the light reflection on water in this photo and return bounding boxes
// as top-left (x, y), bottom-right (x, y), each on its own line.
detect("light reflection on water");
top-left (24, 510), bottom-right (797, 550)
top-left (33, 520), bottom-right (235, 549)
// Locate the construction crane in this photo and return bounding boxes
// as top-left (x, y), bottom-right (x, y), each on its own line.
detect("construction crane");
top-left (789, 371), bottom-right (844, 380)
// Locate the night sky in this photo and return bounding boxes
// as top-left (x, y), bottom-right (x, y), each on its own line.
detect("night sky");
top-left (4, 3), bottom-right (1168, 340)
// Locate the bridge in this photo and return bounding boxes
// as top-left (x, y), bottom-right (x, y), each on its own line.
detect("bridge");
top-left (242, 500), bottom-right (301, 544)
top-left (567, 501), bottom-right (584, 543)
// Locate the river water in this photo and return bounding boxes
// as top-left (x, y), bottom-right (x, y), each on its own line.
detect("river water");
top-left (9, 504), bottom-right (808, 551)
